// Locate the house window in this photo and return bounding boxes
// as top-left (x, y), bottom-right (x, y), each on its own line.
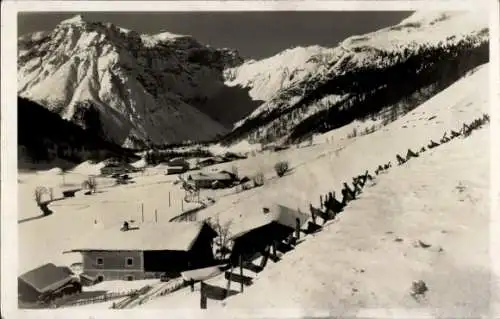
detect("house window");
top-left (125, 275), bottom-right (134, 281)
top-left (96, 258), bottom-right (104, 265)
top-left (126, 257), bottom-right (134, 267)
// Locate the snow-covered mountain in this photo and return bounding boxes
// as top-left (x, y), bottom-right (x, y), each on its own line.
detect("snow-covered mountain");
top-left (18, 15), bottom-right (248, 148)
top-left (18, 11), bottom-right (488, 149)
top-left (223, 10), bottom-right (489, 145)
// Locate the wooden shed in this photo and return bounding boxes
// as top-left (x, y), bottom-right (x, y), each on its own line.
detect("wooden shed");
top-left (228, 204), bottom-right (310, 265)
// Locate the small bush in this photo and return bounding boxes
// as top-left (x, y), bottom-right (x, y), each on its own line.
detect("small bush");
top-left (274, 161), bottom-right (289, 177)
top-left (253, 172), bottom-right (265, 187)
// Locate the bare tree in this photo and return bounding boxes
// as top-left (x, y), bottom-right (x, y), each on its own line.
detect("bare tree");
top-left (34, 186), bottom-right (48, 206)
top-left (206, 216), bottom-right (232, 260)
top-left (34, 186), bottom-right (52, 216)
top-left (231, 165), bottom-right (239, 180)
top-left (82, 175), bottom-right (98, 194)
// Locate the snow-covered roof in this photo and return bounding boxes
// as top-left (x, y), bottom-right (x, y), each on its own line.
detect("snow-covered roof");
top-left (230, 204), bottom-right (310, 239)
top-left (68, 221), bottom-right (212, 252)
top-left (188, 172), bottom-right (233, 181)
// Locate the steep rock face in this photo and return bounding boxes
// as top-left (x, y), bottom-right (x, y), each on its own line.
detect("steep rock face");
top-left (18, 15), bottom-right (246, 148)
top-left (222, 10), bottom-right (489, 145)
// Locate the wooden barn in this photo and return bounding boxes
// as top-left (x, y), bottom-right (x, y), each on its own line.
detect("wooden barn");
top-left (64, 221), bottom-right (218, 282)
top-left (100, 159), bottom-right (137, 176)
top-left (18, 263), bottom-right (81, 303)
top-left (228, 204), bottom-right (310, 265)
top-left (187, 171), bottom-right (236, 189)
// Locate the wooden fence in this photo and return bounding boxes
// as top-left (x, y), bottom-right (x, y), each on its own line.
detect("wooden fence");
top-left (53, 287), bottom-right (148, 308)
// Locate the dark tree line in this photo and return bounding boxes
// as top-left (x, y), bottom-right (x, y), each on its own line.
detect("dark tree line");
top-left (17, 97), bottom-right (137, 163)
top-left (287, 37), bottom-right (488, 142)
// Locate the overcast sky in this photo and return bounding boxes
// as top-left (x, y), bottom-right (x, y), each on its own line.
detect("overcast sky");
top-left (18, 11), bottom-right (412, 59)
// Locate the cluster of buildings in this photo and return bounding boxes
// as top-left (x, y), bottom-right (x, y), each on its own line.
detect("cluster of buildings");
top-left (19, 204), bottom-right (310, 306)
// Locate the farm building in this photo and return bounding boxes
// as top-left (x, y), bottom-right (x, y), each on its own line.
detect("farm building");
top-left (166, 166), bottom-right (187, 175)
top-left (168, 157), bottom-right (190, 170)
top-left (187, 171), bottom-right (236, 189)
top-left (100, 161), bottom-right (136, 176)
top-left (223, 152), bottom-right (247, 161)
top-left (197, 156), bottom-right (226, 168)
top-left (64, 221), bottom-right (218, 282)
top-left (18, 263), bottom-right (82, 303)
top-left (228, 204), bottom-right (310, 265)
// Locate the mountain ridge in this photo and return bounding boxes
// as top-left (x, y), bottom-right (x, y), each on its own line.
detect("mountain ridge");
top-left (18, 11), bottom-right (488, 149)
top-left (18, 14), bottom-right (248, 148)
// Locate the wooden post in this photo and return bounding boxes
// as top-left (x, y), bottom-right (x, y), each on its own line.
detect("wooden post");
top-left (169, 192), bottom-right (171, 207)
top-left (260, 246), bottom-right (270, 268)
top-left (225, 264), bottom-right (233, 298)
top-left (295, 218), bottom-right (301, 240)
top-left (239, 255), bottom-right (244, 293)
top-left (181, 198), bottom-right (184, 211)
top-left (155, 209), bottom-right (158, 223)
top-left (141, 203), bottom-right (144, 222)
top-left (271, 241), bottom-right (277, 260)
top-left (200, 281), bottom-right (207, 309)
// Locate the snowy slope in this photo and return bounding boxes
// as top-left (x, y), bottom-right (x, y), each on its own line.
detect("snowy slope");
top-left (137, 62), bottom-right (490, 314)
top-left (225, 10), bottom-right (488, 144)
top-left (224, 45), bottom-right (338, 102)
top-left (18, 15), bottom-right (244, 148)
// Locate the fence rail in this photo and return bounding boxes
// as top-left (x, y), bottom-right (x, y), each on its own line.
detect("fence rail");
top-left (53, 287), bottom-right (146, 308)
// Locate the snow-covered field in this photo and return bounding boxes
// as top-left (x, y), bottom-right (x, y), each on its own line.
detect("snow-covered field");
top-left (18, 164), bottom-right (201, 275)
top-left (17, 62), bottom-right (491, 313)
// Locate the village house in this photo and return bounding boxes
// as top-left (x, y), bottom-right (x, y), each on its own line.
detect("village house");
top-left (18, 263), bottom-right (82, 304)
top-left (196, 156), bottom-right (226, 168)
top-left (166, 166), bottom-right (187, 175)
top-left (63, 221), bottom-right (218, 282)
top-left (168, 157), bottom-right (190, 170)
top-left (187, 171), bottom-right (237, 189)
top-left (99, 160), bottom-right (136, 176)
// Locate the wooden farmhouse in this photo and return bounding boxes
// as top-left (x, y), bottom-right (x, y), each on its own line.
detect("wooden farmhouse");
top-left (64, 221), bottom-right (218, 282)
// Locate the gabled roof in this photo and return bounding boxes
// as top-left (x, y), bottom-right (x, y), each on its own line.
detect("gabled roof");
top-left (230, 204), bottom-right (310, 240)
top-left (18, 263), bottom-right (74, 294)
top-left (67, 221), bottom-right (215, 252)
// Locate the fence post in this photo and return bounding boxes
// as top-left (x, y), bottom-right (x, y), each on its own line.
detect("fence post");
top-left (169, 192), bottom-right (171, 207)
top-left (200, 281), bottom-right (207, 309)
top-left (142, 203), bottom-right (144, 222)
top-left (239, 255), bottom-right (244, 293)
top-left (155, 209), bottom-right (158, 223)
